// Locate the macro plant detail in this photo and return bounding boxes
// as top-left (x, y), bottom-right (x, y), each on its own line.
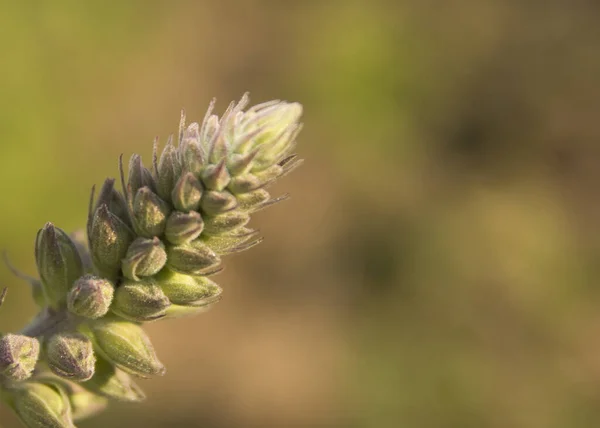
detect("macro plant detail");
top-left (0, 94), bottom-right (303, 427)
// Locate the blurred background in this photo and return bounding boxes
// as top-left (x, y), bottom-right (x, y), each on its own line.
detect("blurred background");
top-left (1, 0), bottom-right (600, 427)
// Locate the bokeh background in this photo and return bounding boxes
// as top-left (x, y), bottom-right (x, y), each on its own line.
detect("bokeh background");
top-left (1, 1), bottom-right (600, 427)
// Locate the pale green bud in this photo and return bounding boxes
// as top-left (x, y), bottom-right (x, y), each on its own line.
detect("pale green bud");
top-left (201, 159), bottom-right (230, 191)
top-left (111, 278), bottom-right (170, 322)
top-left (235, 189), bottom-right (270, 211)
top-left (165, 211), bottom-right (204, 245)
top-left (155, 268), bottom-right (221, 305)
top-left (200, 190), bottom-right (237, 215)
top-left (34, 377), bottom-right (108, 422)
top-left (122, 237), bottom-right (167, 281)
top-left (132, 187), bottom-right (171, 238)
top-left (94, 178), bottom-right (130, 226)
top-left (35, 223), bottom-right (84, 307)
top-left (67, 275), bottom-right (114, 319)
top-left (0, 334), bottom-right (40, 381)
top-left (63, 385), bottom-right (108, 422)
top-left (89, 204), bottom-right (134, 281)
top-left (200, 228), bottom-right (263, 255)
top-left (81, 354), bottom-right (145, 402)
top-left (253, 163), bottom-right (283, 184)
top-left (203, 211), bottom-right (250, 235)
top-left (227, 149), bottom-right (258, 176)
top-left (179, 136), bottom-right (205, 175)
top-left (46, 332), bottom-right (96, 382)
top-left (172, 172), bottom-right (203, 212)
top-left (127, 154), bottom-right (156, 196)
top-left (166, 240), bottom-right (221, 275)
top-left (237, 101), bottom-right (302, 156)
top-left (156, 142), bottom-right (179, 203)
top-left (89, 318), bottom-right (165, 377)
top-left (163, 302), bottom-right (218, 319)
top-left (10, 381), bottom-right (74, 428)
top-left (227, 174), bottom-right (262, 194)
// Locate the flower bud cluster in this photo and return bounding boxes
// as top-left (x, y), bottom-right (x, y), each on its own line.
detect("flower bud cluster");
top-left (0, 94), bottom-right (302, 427)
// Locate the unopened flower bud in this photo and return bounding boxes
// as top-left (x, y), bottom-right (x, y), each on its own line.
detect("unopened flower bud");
top-left (227, 149), bottom-right (259, 176)
top-left (34, 376), bottom-right (108, 422)
top-left (203, 211), bottom-right (250, 235)
top-left (163, 302), bottom-right (218, 319)
top-left (201, 228), bottom-right (263, 255)
top-left (156, 142), bottom-right (179, 203)
top-left (82, 354), bottom-right (145, 402)
top-left (62, 383), bottom-right (108, 422)
top-left (166, 240), bottom-right (221, 275)
top-left (128, 154), bottom-right (155, 196)
top-left (0, 334), bottom-right (40, 381)
top-left (165, 211), bottom-right (204, 245)
top-left (46, 332), bottom-right (96, 381)
top-left (254, 163), bottom-right (283, 183)
top-left (94, 178), bottom-right (130, 226)
top-left (10, 381), bottom-right (75, 428)
top-left (200, 190), bottom-right (237, 215)
top-left (227, 174), bottom-right (262, 194)
top-left (67, 275), bottom-right (114, 319)
top-left (35, 223), bottom-right (84, 306)
top-left (180, 137), bottom-right (204, 175)
top-left (132, 187), bottom-right (171, 238)
top-left (122, 237), bottom-right (167, 281)
top-left (111, 278), bottom-right (170, 322)
top-left (155, 268), bottom-right (221, 305)
top-left (89, 204), bottom-right (134, 280)
top-left (172, 172), bottom-right (203, 212)
top-left (236, 189), bottom-right (271, 211)
top-left (201, 159), bottom-right (230, 191)
top-left (90, 318), bottom-right (165, 377)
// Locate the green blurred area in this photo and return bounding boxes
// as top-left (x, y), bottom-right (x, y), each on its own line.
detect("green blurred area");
top-left (2, 1), bottom-right (600, 427)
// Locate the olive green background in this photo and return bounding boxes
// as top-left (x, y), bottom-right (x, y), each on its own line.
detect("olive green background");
top-left (1, 1), bottom-right (600, 427)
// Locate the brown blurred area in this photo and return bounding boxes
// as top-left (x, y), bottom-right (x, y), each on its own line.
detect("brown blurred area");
top-left (1, 1), bottom-right (600, 427)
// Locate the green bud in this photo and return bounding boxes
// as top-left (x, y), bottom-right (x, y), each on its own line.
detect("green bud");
top-left (236, 188), bottom-right (271, 211)
top-left (81, 354), bottom-right (145, 402)
top-left (200, 228), bottom-right (263, 255)
top-left (94, 178), bottom-right (130, 226)
top-left (201, 159), bottom-right (230, 191)
top-left (90, 204), bottom-right (134, 281)
top-left (89, 318), bottom-right (165, 377)
top-left (227, 149), bottom-right (259, 176)
top-left (34, 376), bottom-right (108, 422)
top-left (67, 275), bottom-right (114, 319)
top-left (179, 136), bottom-right (205, 175)
top-left (200, 190), bottom-right (238, 215)
top-left (35, 223), bottom-right (84, 307)
top-left (203, 211), bottom-right (250, 235)
top-left (156, 142), bottom-right (179, 203)
top-left (165, 211), bottom-right (204, 245)
top-left (127, 154), bottom-right (152, 196)
top-left (46, 333), bottom-right (96, 382)
top-left (63, 385), bottom-right (108, 422)
top-left (0, 334), bottom-right (40, 381)
top-left (227, 174), bottom-right (262, 194)
top-left (163, 301), bottom-right (218, 319)
top-left (166, 240), bottom-right (221, 275)
top-left (132, 187), bottom-right (171, 238)
top-left (155, 268), bottom-right (222, 305)
top-left (246, 102), bottom-right (302, 154)
top-left (111, 278), bottom-right (170, 322)
top-left (253, 163), bottom-right (283, 184)
top-left (10, 382), bottom-right (75, 428)
top-left (172, 172), bottom-right (203, 212)
top-left (122, 237), bottom-right (167, 281)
